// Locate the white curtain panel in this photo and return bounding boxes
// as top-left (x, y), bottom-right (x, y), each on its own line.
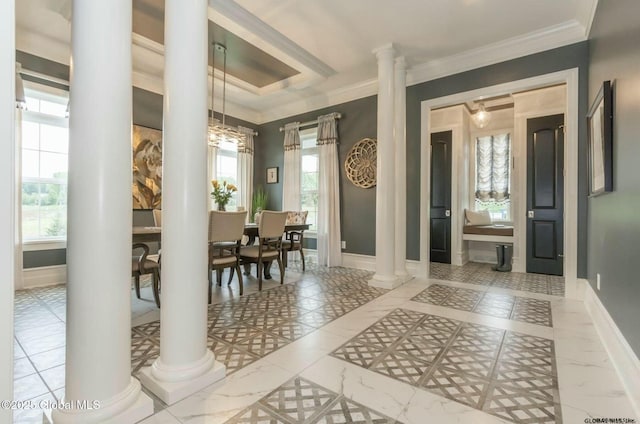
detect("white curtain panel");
top-left (316, 114), bottom-right (342, 267)
top-left (14, 108), bottom-right (23, 289)
top-left (282, 122), bottom-right (301, 211)
top-left (492, 133), bottom-right (510, 200)
top-left (475, 134), bottom-right (510, 202)
top-left (237, 126), bottom-right (254, 220)
top-left (207, 144), bottom-right (218, 210)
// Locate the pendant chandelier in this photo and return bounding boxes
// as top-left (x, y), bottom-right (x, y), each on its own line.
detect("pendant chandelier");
top-left (472, 102), bottom-right (491, 129)
top-left (208, 43), bottom-right (246, 147)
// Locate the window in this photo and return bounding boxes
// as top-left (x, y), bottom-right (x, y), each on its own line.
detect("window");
top-left (300, 129), bottom-right (318, 232)
top-left (474, 133), bottom-right (511, 221)
top-left (215, 139), bottom-right (238, 210)
top-left (22, 88), bottom-right (69, 241)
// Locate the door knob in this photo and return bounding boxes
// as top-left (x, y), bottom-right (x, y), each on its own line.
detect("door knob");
top-left (528, 210), bottom-right (535, 218)
top-left (445, 210), bottom-right (451, 217)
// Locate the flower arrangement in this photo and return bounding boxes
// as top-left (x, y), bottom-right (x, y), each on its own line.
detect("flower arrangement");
top-left (211, 180), bottom-right (237, 211)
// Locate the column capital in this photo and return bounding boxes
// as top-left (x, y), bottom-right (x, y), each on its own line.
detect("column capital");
top-left (372, 43), bottom-right (395, 60)
top-left (394, 56), bottom-right (406, 71)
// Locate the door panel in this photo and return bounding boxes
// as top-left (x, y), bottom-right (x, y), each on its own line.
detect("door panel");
top-left (526, 114), bottom-right (564, 275)
top-left (430, 131), bottom-right (452, 264)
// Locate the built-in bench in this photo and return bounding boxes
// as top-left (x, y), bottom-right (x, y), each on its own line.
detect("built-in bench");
top-left (463, 225), bottom-right (514, 243)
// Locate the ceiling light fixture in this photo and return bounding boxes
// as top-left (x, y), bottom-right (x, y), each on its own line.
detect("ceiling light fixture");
top-left (472, 102), bottom-right (491, 129)
top-left (208, 43), bottom-right (246, 148)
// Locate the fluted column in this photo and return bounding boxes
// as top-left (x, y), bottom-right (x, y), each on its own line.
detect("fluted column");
top-left (394, 57), bottom-right (410, 279)
top-left (52, 0), bottom-right (153, 422)
top-left (369, 44), bottom-right (400, 289)
top-left (138, 0), bottom-right (225, 404)
top-left (0, 1), bottom-right (16, 422)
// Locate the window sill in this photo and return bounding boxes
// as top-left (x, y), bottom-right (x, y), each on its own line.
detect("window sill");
top-left (23, 240), bottom-right (67, 251)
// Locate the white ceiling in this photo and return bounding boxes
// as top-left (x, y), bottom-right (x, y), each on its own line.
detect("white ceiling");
top-left (15, 0), bottom-right (598, 124)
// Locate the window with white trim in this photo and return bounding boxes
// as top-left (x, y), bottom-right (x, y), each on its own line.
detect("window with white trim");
top-left (300, 129), bottom-right (318, 233)
top-left (22, 88), bottom-right (69, 241)
top-left (473, 132), bottom-right (511, 221)
top-left (215, 139), bottom-right (238, 210)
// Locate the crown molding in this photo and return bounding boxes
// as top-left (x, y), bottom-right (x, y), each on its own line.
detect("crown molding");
top-left (584, 0), bottom-right (600, 38)
top-left (256, 77), bottom-right (378, 124)
top-left (406, 20), bottom-right (586, 87)
top-left (258, 19), bottom-right (587, 124)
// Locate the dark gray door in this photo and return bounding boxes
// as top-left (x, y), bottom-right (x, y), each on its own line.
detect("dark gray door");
top-left (526, 114), bottom-right (564, 275)
top-left (430, 131), bottom-right (452, 264)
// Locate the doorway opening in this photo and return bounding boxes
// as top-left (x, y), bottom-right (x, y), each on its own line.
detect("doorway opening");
top-left (420, 69), bottom-right (579, 298)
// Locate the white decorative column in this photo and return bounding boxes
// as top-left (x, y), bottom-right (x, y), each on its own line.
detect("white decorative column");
top-left (394, 57), bottom-right (411, 281)
top-left (52, 0), bottom-right (153, 423)
top-left (138, 0), bottom-right (225, 404)
top-left (369, 44), bottom-right (401, 289)
top-left (0, 1), bottom-right (16, 421)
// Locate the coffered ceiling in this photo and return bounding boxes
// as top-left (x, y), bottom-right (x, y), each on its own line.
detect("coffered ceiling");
top-left (15, 0), bottom-right (598, 124)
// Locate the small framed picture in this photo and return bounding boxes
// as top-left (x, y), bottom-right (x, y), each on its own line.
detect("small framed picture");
top-left (266, 167), bottom-right (279, 184)
top-left (587, 80), bottom-right (613, 196)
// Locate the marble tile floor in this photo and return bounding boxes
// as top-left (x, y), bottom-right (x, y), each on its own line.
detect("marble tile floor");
top-left (11, 263), bottom-right (638, 424)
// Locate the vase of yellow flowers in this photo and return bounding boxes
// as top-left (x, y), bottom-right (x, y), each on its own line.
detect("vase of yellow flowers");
top-left (210, 180), bottom-right (237, 211)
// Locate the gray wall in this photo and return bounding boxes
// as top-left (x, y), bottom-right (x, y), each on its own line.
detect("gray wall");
top-left (255, 96), bottom-right (378, 255)
top-left (587, 0), bottom-right (640, 356)
top-left (257, 42), bottom-right (590, 269)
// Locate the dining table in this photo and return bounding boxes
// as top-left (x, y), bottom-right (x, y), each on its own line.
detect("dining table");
top-left (133, 222), bottom-right (310, 279)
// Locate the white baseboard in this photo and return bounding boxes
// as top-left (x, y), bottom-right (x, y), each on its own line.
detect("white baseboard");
top-left (341, 253), bottom-right (424, 278)
top-left (21, 265), bottom-right (67, 289)
top-left (341, 253), bottom-right (376, 271)
top-left (584, 282), bottom-right (640, 419)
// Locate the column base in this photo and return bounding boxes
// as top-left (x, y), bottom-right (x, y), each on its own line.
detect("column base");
top-left (49, 378), bottom-right (153, 424)
top-left (139, 357), bottom-right (226, 405)
top-left (368, 273), bottom-right (410, 289)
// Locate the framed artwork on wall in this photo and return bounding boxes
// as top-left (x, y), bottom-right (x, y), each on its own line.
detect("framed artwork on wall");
top-left (132, 125), bottom-right (163, 209)
top-left (266, 167), bottom-right (279, 184)
top-left (587, 80), bottom-right (613, 196)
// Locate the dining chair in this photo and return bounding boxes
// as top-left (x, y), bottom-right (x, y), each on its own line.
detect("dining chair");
top-left (132, 243), bottom-right (161, 307)
top-left (152, 209), bottom-right (162, 266)
top-left (208, 210), bottom-right (247, 301)
top-left (239, 210), bottom-right (288, 291)
top-left (282, 211), bottom-right (308, 271)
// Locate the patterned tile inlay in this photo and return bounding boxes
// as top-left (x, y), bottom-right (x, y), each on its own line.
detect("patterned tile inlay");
top-left (129, 267), bottom-right (387, 377)
top-left (331, 308), bottom-right (562, 424)
top-left (430, 262), bottom-right (565, 296)
top-left (412, 284), bottom-right (553, 327)
top-left (225, 376), bottom-right (400, 423)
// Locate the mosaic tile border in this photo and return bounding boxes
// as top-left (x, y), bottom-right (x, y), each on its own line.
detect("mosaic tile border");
top-left (411, 284), bottom-right (553, 327)
top-left (429, 262), bottom-right (565, 296)
top-left (331, 308), bottom-right (562, 424)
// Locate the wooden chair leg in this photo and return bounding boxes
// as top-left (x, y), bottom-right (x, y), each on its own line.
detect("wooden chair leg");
top-left (134, 275), bottom-right (141, 299)
top-left (299, 249), bottom-right (306, 271)
top-left (216, 269), bottom-right (222, 287)
top-left (282, 249), bottom-right (288, 268)
top-left (152, 270), bottom-right (161, 308)
top-left (277, 256), bottom-right (284, 285)
top-left (235, 264), bottom-right (243, 296)
top-left (208, 262), bottom-right (212, 285)
top-left (227, 267), bottom-right (235, 286)
top-left (257, 261), bottom-right (263, 291)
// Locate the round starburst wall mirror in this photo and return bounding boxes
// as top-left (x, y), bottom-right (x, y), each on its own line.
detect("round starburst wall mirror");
top-left (344, 137), bottom-right (377, 188)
